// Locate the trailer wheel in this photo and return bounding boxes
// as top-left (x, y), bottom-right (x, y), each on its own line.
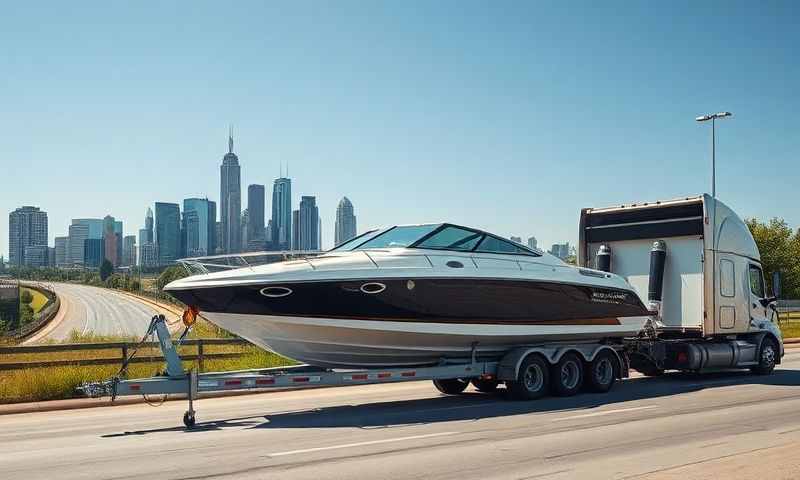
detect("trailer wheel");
top-left (471, 378), bottom-right (500, 393)
top-left (433, 378), bottom-right (469, 395)
top-left (183, 411), bottom-right (196, 429)
top-left (584, 350), bottom-right (616, 393)
top-left (751, 337), bottom-right (778, 375)
top-left (551, 352), bottom-right (583, 397)
top-left (507, 354), bottom-right (550, 400)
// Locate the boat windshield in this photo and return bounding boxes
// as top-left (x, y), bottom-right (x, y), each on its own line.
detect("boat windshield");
top-left (353, 224), bottom-right (440, 249)
top-left (328, 229), bottom-right (380, 252)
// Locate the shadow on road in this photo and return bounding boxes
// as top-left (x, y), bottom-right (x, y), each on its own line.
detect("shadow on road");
top-left (102, 367), bottom-right (800, 437)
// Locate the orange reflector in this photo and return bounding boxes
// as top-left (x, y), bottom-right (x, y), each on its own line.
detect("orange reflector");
top-left (182, 305), bottom-right (199, 327)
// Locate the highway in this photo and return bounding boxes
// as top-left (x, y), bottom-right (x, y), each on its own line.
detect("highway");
top-left (24, 283), bottom-right (172, 342)
top-left (2, 350), bottom-right (799, 479)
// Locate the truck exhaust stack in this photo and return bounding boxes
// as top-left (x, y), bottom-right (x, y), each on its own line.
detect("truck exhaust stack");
top-left (595, 244), bottom-right (612, 272)
top-left (647, 240), bottom-right (667, 317)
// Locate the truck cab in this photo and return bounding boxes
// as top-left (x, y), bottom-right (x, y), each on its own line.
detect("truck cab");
top-left (578, 194), bottom-right (783, 374)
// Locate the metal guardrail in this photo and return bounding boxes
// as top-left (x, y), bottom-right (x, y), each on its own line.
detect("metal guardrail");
top-left (0, 338), bottom-right (250, 371)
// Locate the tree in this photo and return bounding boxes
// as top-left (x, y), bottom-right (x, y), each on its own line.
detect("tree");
top-left (156, 266), bottom-right (188, 292)
top-left (746, 218), bottom-right (800, 299)
top-left (20, 289), bottom-right (33, 305)
top-left (99, 260), bottom-right (114, 281)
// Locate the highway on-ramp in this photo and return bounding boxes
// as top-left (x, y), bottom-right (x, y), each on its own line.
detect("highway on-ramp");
top-left (24, 283), bottom-right (174, 343)
top-left (2, 350), bottom-right (800, 479)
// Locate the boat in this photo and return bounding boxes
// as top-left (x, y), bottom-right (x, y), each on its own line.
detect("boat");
top-left (165, 223), bottom-right (652, 368)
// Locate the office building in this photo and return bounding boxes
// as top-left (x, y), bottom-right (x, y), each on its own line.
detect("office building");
top-left (247, 184), bottom-right (265, 246)
top-left (54, 236), bottom-right (69, 267)
top-left (271, 177), bottom-right (292, 250)
top-left (291, 210), bottom-right (300, 251)
top-left (220, 128), bottom-right (241, 253)
top-left (155, 202), bottom-right (181, 265)
top-left (334, 197), bottom-right (357, 246)
top-left (139, 243), bottom-right (157, 268)
top-left (182, 198), bottom-right (216, 257)
top-left (23, 245), bottom-right (49, 268)
top-left (298, 196), bottom-right (320, 251)
top-left (528, 236), bottom-right (538, 250)
top-left (8, 206), bottom-right (48, 266)
top-left (103, 215), bottom-right (118, 267)
top-left (510, 236), bottom-right (522, 244)
top-left (123, 235), bottom-right (136, 267)
top-left (84, 238), bottom-right (104, 268)
top-left (549, 242), bottom-right (571, 261)
top-left (68, 218), bottom-right (103, 265)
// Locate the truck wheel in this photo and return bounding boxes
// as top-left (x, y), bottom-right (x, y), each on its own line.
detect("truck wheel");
top-left (585, 350), bottom-right (617, 393)
top-left (507, 354), bottom-right (550, 400)
top-left (471, 378), bottom-right (500, 393)
top-left (433, 378), bottom-right (469, 395)
top-left (751, 338), bottom-right (778, 375)
top-left (551, 352), bottom-right (583, 397)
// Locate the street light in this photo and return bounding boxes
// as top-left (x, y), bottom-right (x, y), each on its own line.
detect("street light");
top-left (695, 112), bottom-right (732, 199)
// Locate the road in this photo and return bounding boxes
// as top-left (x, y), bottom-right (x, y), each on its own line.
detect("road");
top-left (2, 350), bottom-right (800, 479)
top-left (25, 283), bottom-right (170, 342)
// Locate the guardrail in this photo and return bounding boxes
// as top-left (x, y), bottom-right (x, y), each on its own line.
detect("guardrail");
top-left (0, 338), bottom-right (249, 371)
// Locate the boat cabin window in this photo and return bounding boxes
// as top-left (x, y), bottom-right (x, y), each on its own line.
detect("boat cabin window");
top-left (354, 225), bottom-right (439, 249)
top-left (415, 226), bottom-right (483, 251)
top-left (749, 265), bottom-right (765, 298)
top-left (475, 235), bottom-right (528, 254)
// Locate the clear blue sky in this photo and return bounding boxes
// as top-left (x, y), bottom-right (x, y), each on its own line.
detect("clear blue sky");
top-left (2, 1), bottom-right (798, 256)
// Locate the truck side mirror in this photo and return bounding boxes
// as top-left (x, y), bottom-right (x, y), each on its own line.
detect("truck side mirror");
top-left (772, 271), bottom-right (782, 299)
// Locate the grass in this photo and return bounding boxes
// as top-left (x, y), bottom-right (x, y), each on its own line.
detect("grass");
top-left (0, 325), bottom-right (295, 404)
top-left (21, 287), bottom-right (49, 314)
top-left (780, 322), bottom-right (800, 339)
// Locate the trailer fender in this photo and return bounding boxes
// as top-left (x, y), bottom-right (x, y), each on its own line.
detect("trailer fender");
top-left (497, 345), bottom-right (623, 381)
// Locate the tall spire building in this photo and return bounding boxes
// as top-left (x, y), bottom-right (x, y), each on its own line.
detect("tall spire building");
top-left (220, 126), bottom-right (242, 253)
top-left (335, 197), bottom-right (357, 246)
top-left (271, 177), bottom-right (292, 250)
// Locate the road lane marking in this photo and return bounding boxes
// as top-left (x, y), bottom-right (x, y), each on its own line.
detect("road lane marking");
top-left (267, 431), bottom-right (459, 457)
top-left (551, 405), bottom-right (657, 421)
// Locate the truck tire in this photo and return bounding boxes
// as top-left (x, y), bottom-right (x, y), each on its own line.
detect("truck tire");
top-left (471, 378), bottom-right (500, 393)
top-left (751, 337), bottom-right (778, 375)
top-left (551, 352), bottom-right (584, 397)
top-left (584, 350), bottom-right (617, 393)
top-left (433, 378), bottom-right (469, 395)
top-left (507, 354), bottom-right (550, 400)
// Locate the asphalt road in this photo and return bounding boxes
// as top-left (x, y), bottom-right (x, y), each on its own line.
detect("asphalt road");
top-left (25, 283), bottom-right (165, 342)
top-left (3, 350), bottom-right (800, 479)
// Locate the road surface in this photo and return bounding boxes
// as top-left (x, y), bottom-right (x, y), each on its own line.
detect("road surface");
top-left (25, 283), bottom-right (170, 342)
top-left (2, 350), bottom-right (800, 479)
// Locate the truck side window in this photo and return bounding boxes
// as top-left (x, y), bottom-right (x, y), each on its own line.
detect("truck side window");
top-left (720, 259), bottom-right (735, 297)
top-left (749, 265), bottom-right (765, 298)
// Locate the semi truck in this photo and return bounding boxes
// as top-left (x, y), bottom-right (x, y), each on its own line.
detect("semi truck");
top-left (89, 194), bottom-right (784, 428)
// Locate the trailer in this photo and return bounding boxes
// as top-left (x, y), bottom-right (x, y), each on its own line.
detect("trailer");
top-left (85, 194), bottom-right (783, 429)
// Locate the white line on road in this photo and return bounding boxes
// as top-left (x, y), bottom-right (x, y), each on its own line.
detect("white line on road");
top-left (552, 405), bottom-right (658, 421)
top-left (267, 431), bottom-right (459, 457)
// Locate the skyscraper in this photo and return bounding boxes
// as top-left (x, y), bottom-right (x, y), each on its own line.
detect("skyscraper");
top-left (527, 236), bottom-right (538, 250)
top-left (69, 218), bottom-right (103, 265)
top-left (155, 202), bottom-right (181, 265)
top-left (122, 235), bottom-right (136, 267)
top-left (510, 236), bottom-right (522, 244)
top-left (114, 220), bottom-right (123, 266)
top-left (247, 184), bottom-right (265, 250)
top-left (103, 215), bottom-right (118, 267)
top-left (139, 207), bottom-right (157, 266)
top-left (271, 177), bottom-right (292, 250)
top-left (240, 209), bottom-right (249, 251)
top-left (182, 198), bottom-right (216, 257)
top-left (220, 127), bottom-right (241, 254)
top-left (298, 196), bottom-right (320, 251)
top-left (144, 207), bottom-right (154, 244)
top-left (9, 206), bottom-right (48, 266)
top-left (291, 209), bottom-right (300, 251)
top-left (334, 197), bottom-right (357, 246)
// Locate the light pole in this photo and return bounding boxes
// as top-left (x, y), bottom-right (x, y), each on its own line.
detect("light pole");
top-left (695, 112), bottom-right (732, 199)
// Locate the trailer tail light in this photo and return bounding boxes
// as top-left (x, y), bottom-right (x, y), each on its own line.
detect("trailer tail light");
top-left (129, 384), bottom-right (141, 391)
top-left (292, 377), bottom-right (310, 383)
top-left (349, 374), bottom-right (369, 381)
top-left (256, 378), bottom-right (275, 385)
top-left (401, 371), bottom-right (416, 377)
top-left (377, 372), bottom-right (391, 379)
top-left (182, 305), bottom-right (199, 327)
top-left (224, 380), bottom-right (243, 386)
top-left (677, 351), bottom-right (688, 364)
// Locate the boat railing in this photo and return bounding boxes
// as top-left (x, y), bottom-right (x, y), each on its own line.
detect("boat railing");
top-left (176, 250), bottom-right (323, 275)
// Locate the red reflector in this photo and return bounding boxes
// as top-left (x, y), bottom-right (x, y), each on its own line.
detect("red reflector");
top-left (401, 371), bottom-right (416, 377)
top-left (225, 380), bottom-right (243, 386)
top-left (351, 374), bottom-right (368, 380)
top-left (292, 377), bottom-right (310, 383)
top-left (377, 373), bottom-right (391, 379)
top-left (129, 384), bottom-right (141, 391)
top-left (677, 352), bottom-right (688, 363)
top-left (256, 378), bottom-right (275, 385)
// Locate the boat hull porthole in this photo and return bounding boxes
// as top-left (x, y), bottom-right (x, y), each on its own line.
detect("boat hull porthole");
top-left (260, 286), bottom-right (293, 298)
top-left (360, 282), bottom-right (387, 294)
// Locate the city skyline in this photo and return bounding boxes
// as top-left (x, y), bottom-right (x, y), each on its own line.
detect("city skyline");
top-left (2, 3), bottom-right (799, 258)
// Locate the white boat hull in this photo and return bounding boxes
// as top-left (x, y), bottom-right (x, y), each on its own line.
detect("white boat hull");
top-left (204, 312), bottom-right (649, 368)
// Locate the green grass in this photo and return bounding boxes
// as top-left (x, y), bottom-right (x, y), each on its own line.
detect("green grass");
top-left (21, 287), bottom-right (49, 314)
top-left (780, 322), bottom-right (800, 339)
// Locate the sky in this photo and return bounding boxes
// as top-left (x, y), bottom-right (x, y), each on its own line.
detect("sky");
top-left (2, 1), bottom-right (799, 256)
